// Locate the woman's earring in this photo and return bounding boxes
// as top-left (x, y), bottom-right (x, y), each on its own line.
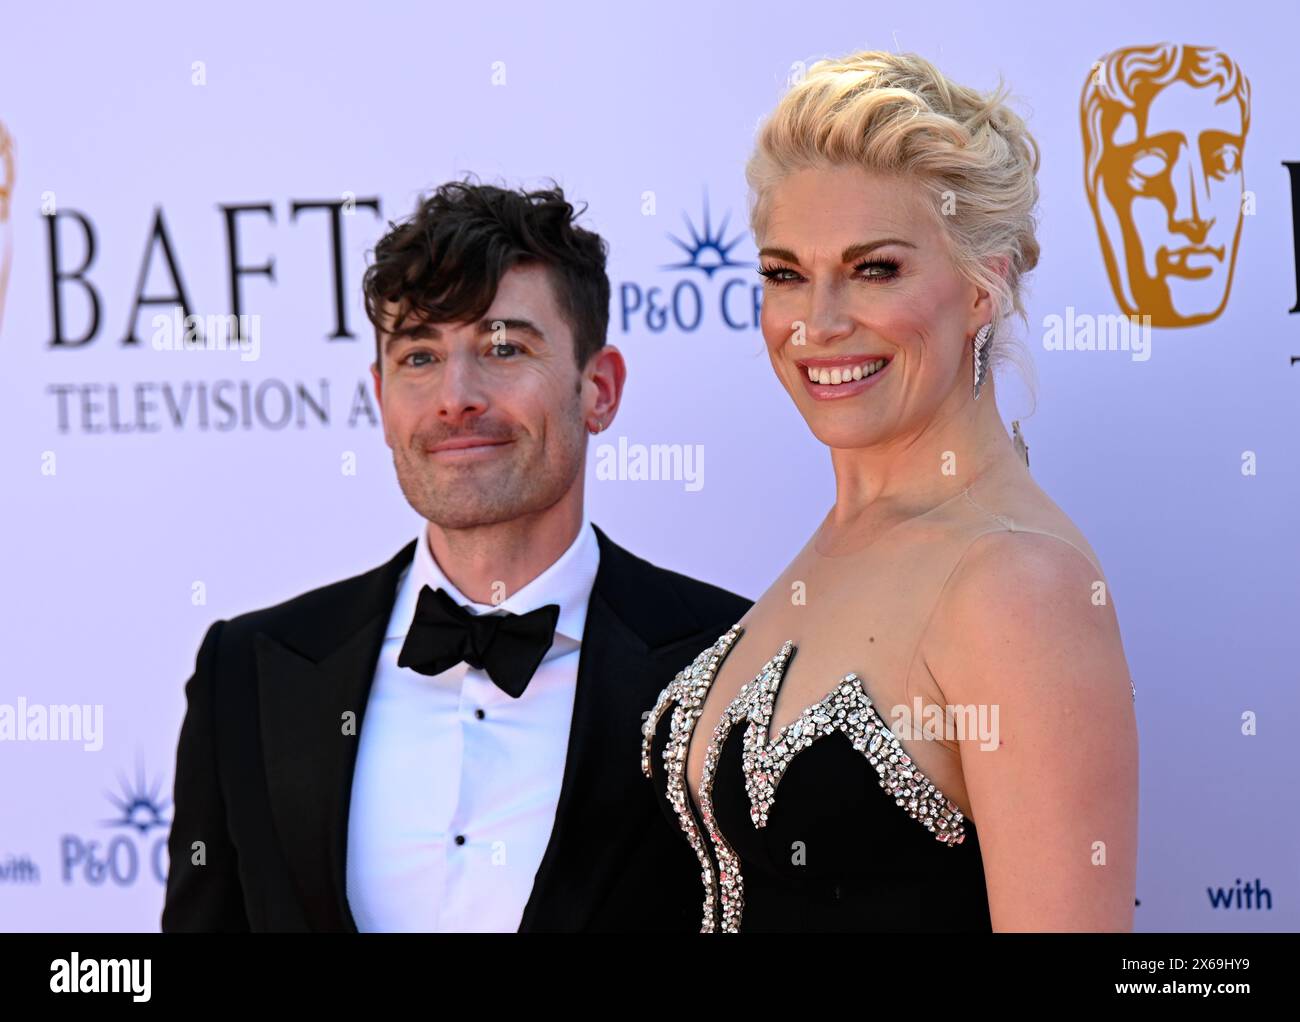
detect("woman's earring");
top-left (972, 322), bottom-right (993, 401)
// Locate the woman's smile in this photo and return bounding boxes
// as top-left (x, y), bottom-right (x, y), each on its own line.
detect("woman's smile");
top-left (794, 353), bottom-right (893, 400)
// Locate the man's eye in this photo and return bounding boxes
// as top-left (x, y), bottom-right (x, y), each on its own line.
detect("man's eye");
top-left (490, 342), bottom-right (522, 358)
top-left (403, 350), bottom-right (434, 367)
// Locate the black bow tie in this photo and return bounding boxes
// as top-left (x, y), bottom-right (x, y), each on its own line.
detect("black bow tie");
top-left (397, 585), bottom-right (560, 698)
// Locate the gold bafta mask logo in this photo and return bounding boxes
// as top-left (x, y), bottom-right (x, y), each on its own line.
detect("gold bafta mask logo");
top-left (1081, 44), bottom-right (1250, 327)
top-left (0, 120), bottom-right (12, 336)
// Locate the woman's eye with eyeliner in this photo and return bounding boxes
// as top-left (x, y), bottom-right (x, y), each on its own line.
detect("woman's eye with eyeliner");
top-left (854, 259), bottom-right (900, 281)
top-left (758, 264), bottom-right (800, 285)
top-left (758, 260), bottom-right (900, 285)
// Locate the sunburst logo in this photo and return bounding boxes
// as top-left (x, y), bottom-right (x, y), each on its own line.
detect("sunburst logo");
top-left (59, 757), bottom-right (172, 886)
top-left (661, 191), bottom-right (750, 278)
top-left (617, 188), bottom-right (760, 334)
top-left (102, 760), bottom-right (171, 835)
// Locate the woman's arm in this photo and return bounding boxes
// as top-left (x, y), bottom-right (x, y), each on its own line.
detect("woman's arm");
top-left (923, 530), bottom-right (1139, 931)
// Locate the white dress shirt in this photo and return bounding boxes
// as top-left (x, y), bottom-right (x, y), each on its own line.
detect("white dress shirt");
top-left (345, 516), bottom-right (600, 932)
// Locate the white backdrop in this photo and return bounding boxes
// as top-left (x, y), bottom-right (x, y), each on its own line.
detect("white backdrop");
top-left (1, 0), bottom-right (1296, 931)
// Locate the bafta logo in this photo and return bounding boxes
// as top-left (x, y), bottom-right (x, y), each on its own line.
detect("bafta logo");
top-left (0, 120), bottom-right (12, 336)
top-left (1081, 44), bottom-right (1250, 327)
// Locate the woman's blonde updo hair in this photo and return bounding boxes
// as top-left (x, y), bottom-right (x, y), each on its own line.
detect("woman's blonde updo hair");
top-left (746, 50), bottom-right (1041, 401)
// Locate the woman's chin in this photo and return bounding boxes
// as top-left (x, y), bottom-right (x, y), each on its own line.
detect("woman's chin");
top-left (803, 420), bottom-right (891, 451)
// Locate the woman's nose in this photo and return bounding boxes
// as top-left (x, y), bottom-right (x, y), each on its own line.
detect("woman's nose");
top-left (802, 278), bottom-right (855, 346)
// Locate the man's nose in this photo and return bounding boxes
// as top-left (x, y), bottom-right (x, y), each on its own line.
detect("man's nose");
top-left (434, 353), bottom-right (489, 422)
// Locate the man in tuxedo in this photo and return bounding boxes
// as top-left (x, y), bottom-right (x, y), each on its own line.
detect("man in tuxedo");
top-left (161, 179), bottom-right (749, 932)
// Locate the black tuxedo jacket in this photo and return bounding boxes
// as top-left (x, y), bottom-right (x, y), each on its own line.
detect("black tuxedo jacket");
top-left (161, 523), bottom-right (750, 932)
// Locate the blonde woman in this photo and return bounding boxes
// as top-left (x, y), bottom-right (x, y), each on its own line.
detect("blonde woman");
top-left (642, 51), bottom-right (1137, 932)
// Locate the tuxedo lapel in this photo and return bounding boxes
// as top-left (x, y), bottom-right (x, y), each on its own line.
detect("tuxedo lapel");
top-left (514, 588), bottom-right (644, 931)
top-left (517, 524), bottom-right (725, 932)
top-left (256, 541), bottom-right (415, 932)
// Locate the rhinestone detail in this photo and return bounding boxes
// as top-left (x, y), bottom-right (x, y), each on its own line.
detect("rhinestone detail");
top-left (643, 623), bottom-right (969, 933)
top-left (640, 625), bottom-right (742, 932)
top-left (737, 641), bottom-right (968, 847)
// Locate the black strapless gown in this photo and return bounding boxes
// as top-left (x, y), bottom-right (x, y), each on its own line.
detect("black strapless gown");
top-left (641, 623), bottom-right (992, 932)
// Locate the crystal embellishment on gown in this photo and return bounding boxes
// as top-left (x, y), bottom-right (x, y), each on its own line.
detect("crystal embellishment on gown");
top-left (640, 625), bottom-right (743, 932)
top-left (643, 623), bottom-right (970, 933)
top-left (737, 640), bottom-right (968, 844)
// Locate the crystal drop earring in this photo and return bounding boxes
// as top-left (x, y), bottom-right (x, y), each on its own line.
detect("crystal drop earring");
top-left (972, 322), bottom-right (993, 401)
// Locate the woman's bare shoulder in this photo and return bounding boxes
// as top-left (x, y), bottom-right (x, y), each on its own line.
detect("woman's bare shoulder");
top-left (923, 475), bottom-right (1128, 707)
top-left (955, 474), bottom-right (1109, 581)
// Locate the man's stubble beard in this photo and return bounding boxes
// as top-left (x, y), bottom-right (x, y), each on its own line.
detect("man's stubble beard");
top-left (391, 388), bottom-right (587, 531)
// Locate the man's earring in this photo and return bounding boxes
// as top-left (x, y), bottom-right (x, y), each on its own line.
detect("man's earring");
top-left (588, 419), bottom-right (603, 435)
top-left (972, 323), bottom-right (993, 401)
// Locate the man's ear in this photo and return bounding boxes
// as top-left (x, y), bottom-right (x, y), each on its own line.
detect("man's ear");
top-left (371, 361), bottom-right (392, 449)
top-left (586, 343), bottom-right (627, 431)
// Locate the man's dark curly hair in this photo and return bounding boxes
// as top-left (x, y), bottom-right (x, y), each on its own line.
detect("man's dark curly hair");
top-left (362, 177), bottom-right (610, 372)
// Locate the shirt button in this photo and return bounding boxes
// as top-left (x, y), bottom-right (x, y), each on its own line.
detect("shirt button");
top-left (454, 834), bottom-right (466, 846)
top-left (475, 708), bottom-right (486, 720)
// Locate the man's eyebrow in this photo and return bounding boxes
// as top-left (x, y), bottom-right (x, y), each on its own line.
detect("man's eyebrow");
top-left (382, 316), bottom-right (549, 356)
top-left (383, 331), bottom-right (425, 357)
top-left (474, 317), bottom-right (548, 344)
top-left (758, 238), bottom-right (917, 264)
